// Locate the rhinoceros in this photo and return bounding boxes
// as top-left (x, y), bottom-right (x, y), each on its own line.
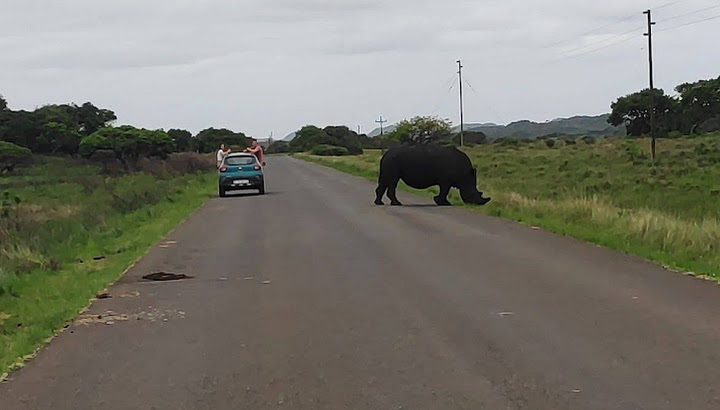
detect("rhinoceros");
top-left (374, 144), bottom-right (491, 206)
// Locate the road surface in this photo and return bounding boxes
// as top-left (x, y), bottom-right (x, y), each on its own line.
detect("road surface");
top-left (1, 156), bottom-right (720, 409)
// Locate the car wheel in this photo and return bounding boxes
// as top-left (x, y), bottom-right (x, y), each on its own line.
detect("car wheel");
top-left (259, 184), bottom-right (265, 195)
top-left (219, 186), bottom-right (226, 198)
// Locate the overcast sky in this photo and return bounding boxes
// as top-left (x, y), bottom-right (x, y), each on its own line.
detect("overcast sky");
top-left (1, 0), bottom-right (718, 137)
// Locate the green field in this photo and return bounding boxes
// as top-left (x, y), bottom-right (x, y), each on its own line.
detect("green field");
top-left (0, 156), bottom-right (216, 376)
top-left (296, 135), bottom-right (720, 281)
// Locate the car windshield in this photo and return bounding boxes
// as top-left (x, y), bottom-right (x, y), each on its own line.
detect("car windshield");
top-left (225, 156), bottom-right (256, 166)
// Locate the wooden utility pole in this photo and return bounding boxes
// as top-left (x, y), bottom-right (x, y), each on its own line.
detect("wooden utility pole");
top-left (376, 116), bottom-right (388, 136)
top-left (457, 60), bottom-right (465, 147)
top-left (644, 9), bottom-right (656, 161)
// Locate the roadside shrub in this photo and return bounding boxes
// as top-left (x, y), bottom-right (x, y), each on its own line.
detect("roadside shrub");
top-left (310, 144), bottom-right (350, 156)
top-left (166, 152), bottom-right (216, 174)
top-left (89, 149), bottom-right (123, 175)
top-left (80, 126), bottom-right (174, 165)
top-left (0, 141), bottom-right (33, 172)
top-left (108, 175), bottom-right (172, 212)
top-left (266, 141), bottom-right (290, 154)
top-left (545, 139), bottom-right (556, 148)
top-left (493, 137), bottom-right (520, 147)
top-left (135, 156), bottom-right (170, 178)
top-left (581, 136), bottom-right (597, 145)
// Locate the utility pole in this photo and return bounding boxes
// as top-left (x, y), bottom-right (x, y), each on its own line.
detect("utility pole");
top-left (357, 125), bottom-right (361, 135)
top-left (644, 9), bottom-right (656, 161)
top-left (376, 116), bottom-right (387, 136)
top-left (457, 60), bottom-right (465, 147)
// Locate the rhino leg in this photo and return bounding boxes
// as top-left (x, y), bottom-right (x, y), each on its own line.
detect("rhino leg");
top-left (374, 184), bottom-right (387, 205)
top-left (387, 182), bottom-right (402, 206)
top-left (433, 183), bottom-right (452, 206)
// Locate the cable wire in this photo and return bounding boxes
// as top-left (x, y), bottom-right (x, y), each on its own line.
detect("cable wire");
top-left (659, 2), bottom-right (720, 22)
top-left (657, 12), bottom-right (720, 31)
top-left (552, 26), bottom-right (645, 59)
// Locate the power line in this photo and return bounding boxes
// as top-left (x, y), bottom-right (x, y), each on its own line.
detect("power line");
top-left (549, 2), bottom-right (718, 60)
top-left (553, 26), bottom-right (645, 58)
top-left (541, 14), bottom-right (637, 49)
top-left (540, 0), bottom-right (692, 50)
top-left (464, 79), bottom-right (478, 94)
top-left (655, 0), bottom-right (694, 9)
top-left (658, 2), bottom-right (720, 23)
top-left (657, 13), bottom-right (720, 31)
top-left (448, 76), bottom-right (458, 91)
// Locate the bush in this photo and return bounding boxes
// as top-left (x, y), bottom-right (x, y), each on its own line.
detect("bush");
top-left (581, 136), bottom-right (597, 145)
top-left (452, 131), bottom-right (488, 146)
top-left (493, 137), bottom-right (520, 146)
top-left (195, 128), bottom-right (248, 153)
top-left (310, 144), bottom-right (350, 156)
top-left (0, 141), bottom-right (33, 172)
top-left (166, 152), bottom-right (216, 174)
top-left (108, 175), bottom-right (173, 212)
top-left (545, 139), bottom-right (556, 148)
top-left (291, 125), bottom-right (363, 155)
top-left (266, 141), bottom-right (290, 154)
top-left (80, 126), bottom-right (174, 166)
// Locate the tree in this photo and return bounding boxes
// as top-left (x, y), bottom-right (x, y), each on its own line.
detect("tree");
top-left (76, 102), bottom-right (116, 136)
top-left (195, 128), bottom-right (248, 153)
top-left (266, 141), bottom-right (290, 154)
top-left (168, 129), bottom-right (193, 152)
top-left (40, 122), bottom-right (81, 154)
top-left (0, 110), bottom-right (42, 150)
top-left (289, 125), bottom-right (363, 155)
top-left (385, 116), bottom-right (452, 145)
top-left (289, 125), bottom-right (329, 152)
top-left (0, 95), bottom-right (7, 111)
top-left (0, 141), bottom-right (32, 172)
top-left (451, 130), bottom-right (487, 146)
top-left (608, 89), bottom-right (679, 137)
top-left (80, 126), bottom-right (174, 166)
top-left (322, 126), bottom-right (363, 155)
top-left (676, 76), bottom-right (720, 134)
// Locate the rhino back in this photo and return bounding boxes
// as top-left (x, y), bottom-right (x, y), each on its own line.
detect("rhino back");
top-left (381, 145), bottom-right (473, 187)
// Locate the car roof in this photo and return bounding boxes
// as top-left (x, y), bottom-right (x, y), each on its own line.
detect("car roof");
top-left (226, 153), bottom-right (255, 158)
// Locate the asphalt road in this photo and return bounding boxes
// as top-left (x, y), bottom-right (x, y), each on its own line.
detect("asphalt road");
top-left (2, 156), bottom-right (720, 409)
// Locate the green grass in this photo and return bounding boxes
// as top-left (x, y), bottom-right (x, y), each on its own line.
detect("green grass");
top-left (0, 156), bottom-right (216, 375)
top-left (295, 135), bottom-right (720, 280)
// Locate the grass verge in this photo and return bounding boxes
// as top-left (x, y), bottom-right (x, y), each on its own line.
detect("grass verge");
top-left (0, 156), bottom-right (216, 375)
top-left (294, 135), bottom-right (720, 281)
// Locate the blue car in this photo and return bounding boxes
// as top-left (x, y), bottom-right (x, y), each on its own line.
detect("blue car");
top-left (218, 153), bottom-right (265, 197)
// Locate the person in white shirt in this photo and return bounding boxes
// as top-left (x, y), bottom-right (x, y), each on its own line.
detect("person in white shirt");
top-left (216, 143), bottom-right (231, 169)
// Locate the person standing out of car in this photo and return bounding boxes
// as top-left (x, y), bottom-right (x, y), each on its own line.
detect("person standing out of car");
top-left (217, 143), bottom-right (231, 169)
top-left (245, 140), bottom-right (265, 167)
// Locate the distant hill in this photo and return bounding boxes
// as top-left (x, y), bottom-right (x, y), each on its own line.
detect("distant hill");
top-left (289, 114), bottom-right (623, 142)
top-left (451, 122), bottom-right (498, 132)
top-left (465, 114), bottom-right (624, 139)
top-left (368, 125), bottom-right (399, 138)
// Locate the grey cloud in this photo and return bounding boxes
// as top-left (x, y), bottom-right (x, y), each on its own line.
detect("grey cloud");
top-left (1, 0), bottom-right (718, 138)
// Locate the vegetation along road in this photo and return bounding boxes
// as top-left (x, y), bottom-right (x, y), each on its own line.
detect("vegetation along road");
top-left (2, 155), bottom-right (720, 409)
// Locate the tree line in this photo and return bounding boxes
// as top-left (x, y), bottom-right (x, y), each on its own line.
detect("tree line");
top-left (0, 95), bottom-right (251, 170)
top-left (609, 75), bottom-right (720, 137)
top-left (271, 117), bottom-right (489, 156)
